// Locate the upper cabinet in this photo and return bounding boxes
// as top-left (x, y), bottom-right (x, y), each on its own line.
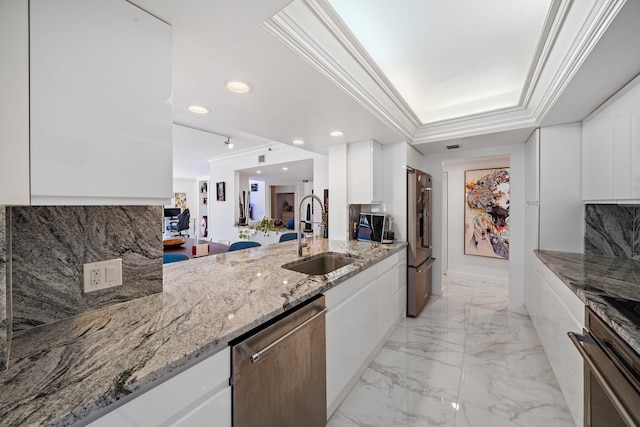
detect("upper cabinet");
top-left (0, 0), bottom-right (172, 206)
top-left (582, 75), bottom-right (640, 202)
top-left (0, 0), bottom-right (30, 205)
top-left (347, 140), bottom-right (382, 205)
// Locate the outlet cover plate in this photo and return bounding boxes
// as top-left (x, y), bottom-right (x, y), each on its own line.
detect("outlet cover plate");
top-left (83, 258), bottom-right (123, 293)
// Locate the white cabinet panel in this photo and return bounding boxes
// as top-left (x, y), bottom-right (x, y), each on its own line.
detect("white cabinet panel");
top-left (325, 251), bottom-right (404, 417)
top-left (582, 75), bottom-right (640, 202)
top-left (534, 259), bottom-right (583, 427)
top-left (0, 0), bottom-right (30, 205)
top-left (29, 0), bottom-right (172, 205)
top-left (89, 348), bottom-right (231, 427)
top-left (524, 130), bottom-right (539, 203)
top-left (325, 279), bottom-right (378, 416)
top-left (582, 105), bottom-right (614, 201)
top-left (347, 140), bottom-right (382, 204)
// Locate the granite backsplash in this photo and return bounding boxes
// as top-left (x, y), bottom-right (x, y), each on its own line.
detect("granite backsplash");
top-left (10, 206), bottom-right (163, 333)
top-left (585, 204), bottom-right (640, 259)
top-left (1, 207), bottom-right (7, 371)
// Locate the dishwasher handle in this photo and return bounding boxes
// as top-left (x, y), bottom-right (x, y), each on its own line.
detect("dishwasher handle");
top-left (568, 331), bottom-right (637, 427)
top-left (239, 305), bottom-right (327, 363)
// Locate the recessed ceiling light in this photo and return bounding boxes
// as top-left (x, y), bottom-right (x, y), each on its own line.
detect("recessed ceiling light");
top-left (329, 131), bottom-right (344, 137)
top-left (256, 170), bottom-right (262, 174)
top-left (282, 167), bottom-right (288, 171)
top-left (225, 80), bottom-right (252, 94)
top-left (187, 105), bottom-right (209, 114)
top-left (292, 139), bottom-right (305, 145)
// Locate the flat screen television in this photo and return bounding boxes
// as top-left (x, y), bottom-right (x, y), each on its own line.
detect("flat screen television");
top-left (164, 207), bottom-right (181, 217)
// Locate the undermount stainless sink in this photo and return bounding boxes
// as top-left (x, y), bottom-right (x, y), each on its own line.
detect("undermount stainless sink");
top-left (282, 252), bottom-right (358, 275)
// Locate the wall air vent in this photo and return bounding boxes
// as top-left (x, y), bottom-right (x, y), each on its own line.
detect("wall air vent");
top-left (258, 155), bottom-right (265, 163)
top-left (446, 144), bottom-right (460, 150)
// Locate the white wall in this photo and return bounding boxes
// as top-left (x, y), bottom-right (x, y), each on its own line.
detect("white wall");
top-left (171, 177), bottom-right (198, 237)
top-left (424, 143), bottom-right (526, 313)
top-left (328, 144), bottom-right (348, 240)
top-left (539, 123), bottom-right (584, 252)
top-left (249, 179), bottom-right (266, 220)
top-left (380, 142), bottom-right (425, 242)
top-left (209, 143), bottom-right (327, 243)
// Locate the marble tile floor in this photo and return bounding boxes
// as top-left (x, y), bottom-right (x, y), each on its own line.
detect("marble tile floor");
top-left (327, 276), bottom-right (576, 427)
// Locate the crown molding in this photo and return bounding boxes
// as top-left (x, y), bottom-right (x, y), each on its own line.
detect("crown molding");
top-left (265, 0), bottom-right (627, 146)
top-left (263, 0), bottom-right (420, 141)
top-left (532, 0), bottom-right (627, 123)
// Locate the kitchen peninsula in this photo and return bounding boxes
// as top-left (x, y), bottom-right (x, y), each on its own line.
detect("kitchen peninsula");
top-left (0, 238), bottom-right (405, 426)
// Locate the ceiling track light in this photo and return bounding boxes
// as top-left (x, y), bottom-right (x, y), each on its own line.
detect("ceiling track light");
top-left (225, 138), bottom-right (234, 149)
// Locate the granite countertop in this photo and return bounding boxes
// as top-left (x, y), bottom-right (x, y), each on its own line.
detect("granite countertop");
top-left (535, 250), bottom-right (640, 355)
top-left (0, 238), bottom-right (406, 427)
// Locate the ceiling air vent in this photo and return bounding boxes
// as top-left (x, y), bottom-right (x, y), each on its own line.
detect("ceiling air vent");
top-left (258, 155), bottom-right (265, 163)
top-left (446, 144), bottom-right (460, 150)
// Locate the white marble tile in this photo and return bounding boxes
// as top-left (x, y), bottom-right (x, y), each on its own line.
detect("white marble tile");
top-left (327, 364), bottom-right (459, 427)
top-left (453, 400), bottom-right (522, 427)
top-left (330, 275), bottom-right (576, 427)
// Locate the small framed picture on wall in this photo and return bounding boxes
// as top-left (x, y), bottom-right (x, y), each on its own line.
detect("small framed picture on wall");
top-left (216, 182), bottom-right (225, 201)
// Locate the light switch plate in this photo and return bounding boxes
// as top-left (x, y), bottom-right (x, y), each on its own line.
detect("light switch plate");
top-left (83, 258), bottom-right (123, 293)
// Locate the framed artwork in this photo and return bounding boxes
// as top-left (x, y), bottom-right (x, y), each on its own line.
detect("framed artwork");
top-left (216, 182), bottom-right (225, 201)
top-left (464, 167), bottom-right (510, 259)
top-left (251, 183), bottom-right (258, 192)
top-left (174, 192), bottom-right (187, 211)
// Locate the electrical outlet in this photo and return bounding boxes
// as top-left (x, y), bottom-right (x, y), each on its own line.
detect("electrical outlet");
top-left (83, 259), bottom-right (123, 293)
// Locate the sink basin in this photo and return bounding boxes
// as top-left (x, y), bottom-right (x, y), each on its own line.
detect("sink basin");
top-left (282, 252), bottom-right (358, 275)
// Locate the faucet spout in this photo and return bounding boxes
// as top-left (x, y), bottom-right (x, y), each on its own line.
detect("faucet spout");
top-left (297, 194), bottom-right (327, 257)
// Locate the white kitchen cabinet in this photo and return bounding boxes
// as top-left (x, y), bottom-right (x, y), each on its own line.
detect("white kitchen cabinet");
top-left (28, 0), bottom-right (172, 205)
top-left (347, 140), bottom-right (383, 204)
top-left (0, 0), bottom-right (30, 205)
top-left (582, 74), bottom-right (640, 202)
top-left (325, 250), bottom-right (405, 417)
top-left (88, 347), bottom-right (231, 427)
top-left (532, 258), bottom-right (583, 427)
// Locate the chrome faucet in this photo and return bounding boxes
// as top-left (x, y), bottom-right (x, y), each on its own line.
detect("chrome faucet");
top-left (297, 194), bottom-right (327, 257)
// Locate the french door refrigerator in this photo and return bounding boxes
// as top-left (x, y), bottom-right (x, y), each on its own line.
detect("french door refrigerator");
top-left (407, 168), bottom-right (434, 317)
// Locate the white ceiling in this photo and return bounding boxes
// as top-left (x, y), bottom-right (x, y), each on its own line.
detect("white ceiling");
top-left (327, 0), bottom-right (553, 124)
top-left (133, 0), bottom-right (640, 177)
top-left (238, 159), bottom-right (314, 186)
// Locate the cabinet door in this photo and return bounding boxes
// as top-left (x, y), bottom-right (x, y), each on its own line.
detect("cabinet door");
top-left (0, 0), bottom-right (30, 204)
top-left (614, 80), bottom-right (640, 199)
top-left (347, 140), bottom-right (382, 204)
top-left (582, 105), bottom-right (614, 200)
top-left (325, 279), bottom-right (378, 416)
top-left (89, 348), bottom-right (231, 427)
top-left (30, 0), bottom-right (172, 205)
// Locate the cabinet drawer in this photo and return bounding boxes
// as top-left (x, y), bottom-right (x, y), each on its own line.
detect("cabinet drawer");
top-left (89, 348), bottom-right (230, 426)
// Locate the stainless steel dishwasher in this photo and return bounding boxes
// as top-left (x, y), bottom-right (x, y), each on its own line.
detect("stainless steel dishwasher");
top-left (231, 294), bottom-right (327, 427)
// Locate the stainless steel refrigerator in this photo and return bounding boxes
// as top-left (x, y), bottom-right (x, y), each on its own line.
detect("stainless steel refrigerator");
top-left (407, 168), bottom-right (434, 317)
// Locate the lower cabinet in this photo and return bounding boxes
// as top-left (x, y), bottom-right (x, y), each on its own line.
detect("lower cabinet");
top-left (325, 250), bottom-right (407, 417)
top-left (87, 249), bottom-right (408, 425)
top-left (530, 258), bottom-right (584, 427)
top-left (88, 348), bottom-right (231, 427)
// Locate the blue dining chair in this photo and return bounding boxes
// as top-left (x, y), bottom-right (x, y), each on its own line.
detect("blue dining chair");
top-left (228, 241), bottom-right (262, 252)
top-left (278, 232), bottom-right (298, 243)
top-left (163, 253), bottom-right (190, 264)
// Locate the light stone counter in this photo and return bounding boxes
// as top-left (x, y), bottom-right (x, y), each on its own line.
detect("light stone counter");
top-left (535, 250), bottom-right (640, 355)
top-left (0, 238), bottom-right (405, 427)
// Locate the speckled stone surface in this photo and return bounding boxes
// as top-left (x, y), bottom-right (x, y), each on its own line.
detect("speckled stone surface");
top-left (0, 206), bottom-right (7, 371)
top-left (535, 250), bottom-right (640, 355)
top-left (11, 206), bottom-right (163, 332)
top-left (584, 204), bottom-right (637, 259)
top-left (0, 238), bottom-right (405, 426)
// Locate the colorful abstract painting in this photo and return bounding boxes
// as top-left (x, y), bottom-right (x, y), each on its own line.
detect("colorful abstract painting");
top-left (174, 192), bottom-right (187, 211)
top-left (464, 168), bottom-right (510, 259)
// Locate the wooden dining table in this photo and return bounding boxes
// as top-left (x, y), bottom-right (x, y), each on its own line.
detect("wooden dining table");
top-left (162, 237), bottom-right (229, 258)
